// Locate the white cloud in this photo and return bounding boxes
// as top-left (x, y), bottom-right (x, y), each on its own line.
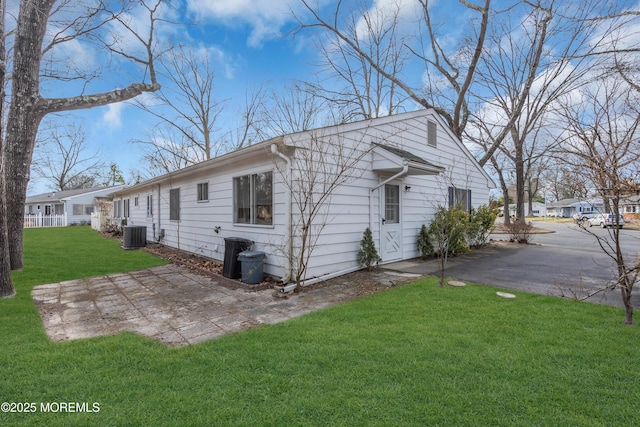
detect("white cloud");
top-left (354, 0), bottom-right (420, 40)
top-left (103, 102), bottom-right (125, 128)
top-left (186, 0), bottom-right (297, 47)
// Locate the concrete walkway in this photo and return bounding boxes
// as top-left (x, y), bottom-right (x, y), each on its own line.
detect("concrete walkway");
top-left (32, 264), bottom-right (420, 347)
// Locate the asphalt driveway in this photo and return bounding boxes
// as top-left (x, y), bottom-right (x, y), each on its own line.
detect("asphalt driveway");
top-left (385, 221), bottom-right (640, 309)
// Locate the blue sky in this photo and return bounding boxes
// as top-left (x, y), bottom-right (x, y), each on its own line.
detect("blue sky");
top-left (27, 0), bottom-right (482, 194)
top-left (31, 0), bottom-right (330, 194)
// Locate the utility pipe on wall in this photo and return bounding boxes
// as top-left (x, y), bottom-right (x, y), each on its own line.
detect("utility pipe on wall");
top-left (271, 144), bottom-right (293, 283)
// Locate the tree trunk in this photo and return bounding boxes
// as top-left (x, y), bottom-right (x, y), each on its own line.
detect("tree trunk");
top-left (513, 131), bottom-right (525, 221)
top-left (0, 0), bottom-right (14, 297)
top-left (3, 0), bottom-right (159, 280)
top-left (4, 0), bottom-right (52, 271)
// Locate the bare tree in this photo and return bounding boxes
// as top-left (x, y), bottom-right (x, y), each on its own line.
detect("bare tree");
top-left (296, 0), bottom-right (490, 138)
top-left (557, 77), bottom-right (640, 324)
top-left (466, 0), bottom-right (606, 221)
top-left (541, 157), bottom-right (591, 201)
top-left (1, 0), bottom-right (163, 297)
top-left (32, 121), bottom-right (105, 191)
top-left (260, 86), bottom-right (330, 136)
top-left (134, 49), bottom-right (268, 176)
top-left (134, 45), bottom-right (225, 165)
top-left (299, 0), bottom-right (410, 121)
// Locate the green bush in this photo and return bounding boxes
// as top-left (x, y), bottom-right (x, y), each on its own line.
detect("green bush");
top-left (428, 207), bottom-right (469, 257)
top-left (357, 227), bottom-right (381, 270)
top-left (416, 224), bottom-right (434, 258)
top-left (467, 205), bottom-right (498, 247)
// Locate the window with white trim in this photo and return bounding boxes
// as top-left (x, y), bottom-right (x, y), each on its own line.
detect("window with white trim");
top-left (448, 186), bottom-right (471, 213)
top-left (169, 188), bottom-right (180, 221)
top-left (197, 182), bottom-right (209, 202)
top-left (233, 172), bottom-right (273, 225)
top-left (428, 120), bottom-right (437, 147)
top-left (146, 195), bottom-right (153, 218)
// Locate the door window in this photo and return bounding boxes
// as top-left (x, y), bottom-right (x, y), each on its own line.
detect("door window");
top-left (385, 184), bottom-right (400, 224)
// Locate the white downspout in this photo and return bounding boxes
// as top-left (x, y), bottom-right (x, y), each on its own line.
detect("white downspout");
top-left (271, 144), bottom-right (292, 283)
top-left (157, 184), bottom-right (162, 240)
top-left (370, 163), bottom-right (409, 193)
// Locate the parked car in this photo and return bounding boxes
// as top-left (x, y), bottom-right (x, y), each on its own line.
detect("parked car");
top-left (588, 213), bottom-right (625, 228)
top-left (573, 212), bottom-right (597, 223)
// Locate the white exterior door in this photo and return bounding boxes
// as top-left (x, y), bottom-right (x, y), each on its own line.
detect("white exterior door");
top-left (381, 183), bottom-right (402, 261)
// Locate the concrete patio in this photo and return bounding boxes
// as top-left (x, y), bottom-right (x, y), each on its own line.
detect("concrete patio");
top-left (32, 264), bottom-right (421, 347)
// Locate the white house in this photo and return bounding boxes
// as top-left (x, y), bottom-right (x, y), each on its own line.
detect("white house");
top-left (25, 185), bottom-right (128, 226)
top-left (503, 202), bottom-right (547, 217)
top-left (110, 110), bottom-right (494, 284)
top-left (620, 194), bottom-right (640, 219)
top-left (546, 197), bottom-right (604, 218)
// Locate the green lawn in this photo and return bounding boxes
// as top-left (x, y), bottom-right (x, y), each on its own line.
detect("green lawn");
top-left (1, 227), bottom-right (639, 426)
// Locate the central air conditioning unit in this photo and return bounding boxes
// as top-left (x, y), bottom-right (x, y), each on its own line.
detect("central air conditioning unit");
top-left (123, 226), bottom-right (147, 249)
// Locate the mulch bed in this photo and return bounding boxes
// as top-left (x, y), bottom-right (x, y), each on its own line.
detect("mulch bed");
top-left (141, 243), bottom-right (392, 300)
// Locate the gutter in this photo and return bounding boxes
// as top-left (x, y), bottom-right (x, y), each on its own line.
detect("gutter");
top-left (271, 144), bottom-right (293, 283)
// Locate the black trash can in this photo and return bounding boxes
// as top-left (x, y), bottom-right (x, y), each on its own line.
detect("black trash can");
top-left (238, 251), bottom-right (266, 285)
top-left (222, 238), bottom-right (253, 279)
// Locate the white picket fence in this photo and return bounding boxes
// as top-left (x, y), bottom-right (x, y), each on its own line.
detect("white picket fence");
top-left (23, 213), bottom-right (68, 228)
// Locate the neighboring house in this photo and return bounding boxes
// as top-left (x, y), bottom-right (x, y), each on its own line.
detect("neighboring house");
top-left (546, 197), bottom-right (604, 218)
top-left (25, 185), bottom-right (128, 226)
top-left (620, 194), bottom-right (640, 220)
top-left (503, 202), bottom-right (547, 217)
top-left (110, 110), bottom-right (494, 284)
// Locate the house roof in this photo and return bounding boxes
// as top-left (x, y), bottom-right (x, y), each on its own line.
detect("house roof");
top-left (26, 185), bottom-right (128, 204)
top-left (621, 194), bottom-right (640, 204)
top-left (372, 144), bottom-right (444, 175)
top-left (110, 136), bottom-right (283, 197)
top-left (546, 197), bottom-right (603, 208)
top-left (111, 109), bottom-right (494, 197)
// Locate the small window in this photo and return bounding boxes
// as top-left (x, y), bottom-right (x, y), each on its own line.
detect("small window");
top-left (134, 197), bottom-right (139, 207)
top-left (146, 195), bottom-right (153, 218)
top-left (197, 182), bottom-right (209, 202)
top-left (448, 186), bottom-right (471, 213)
top-left (428, 120), bottom-right (437, 147)
top-left (169, 188), bottom-right (180, 221)
top-left (384, 184), bottom-right (400, 224)
top-left (123, 199), bottom-right (130, 217)
top-left (233, 172), bottom-right (273, 225)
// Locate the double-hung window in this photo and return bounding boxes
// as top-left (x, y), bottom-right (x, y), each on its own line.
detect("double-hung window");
top-left (146, 195), bottom-right (153, 218)
top-left (448, 186), bottom-right (471, 213)
top-left (169, 188), bottom-right (180, 221)
top-left (233, 172), bottom-right (273, 225)
top-left (197, 182), bottom-right (209, 202)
